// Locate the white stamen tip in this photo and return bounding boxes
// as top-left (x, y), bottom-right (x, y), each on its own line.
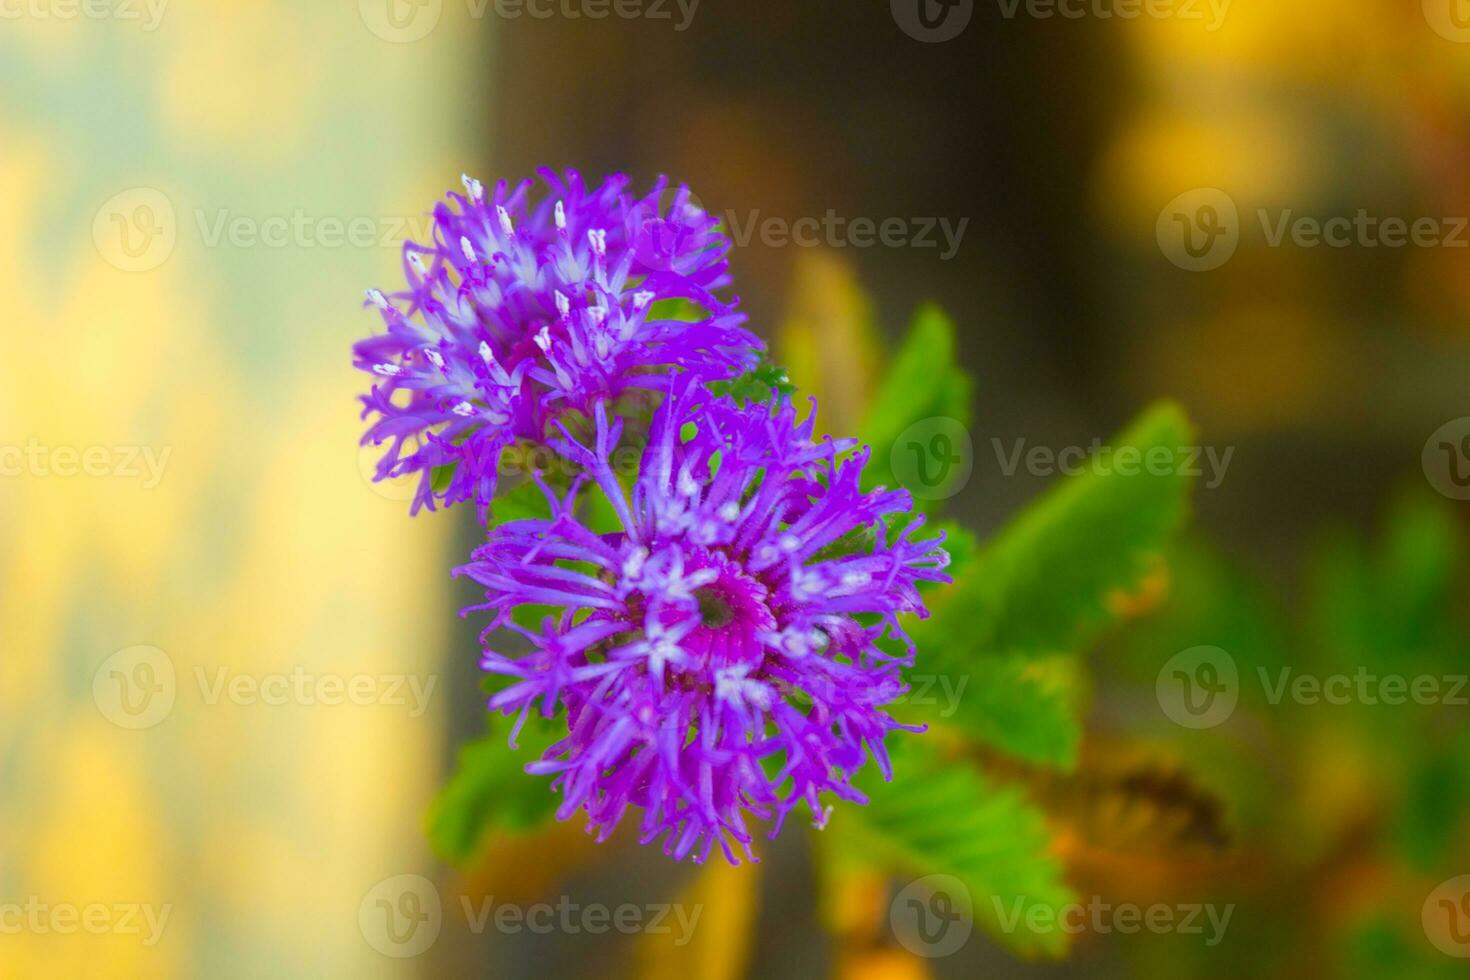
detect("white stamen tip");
top-left (372, 363), bottom-right (402, 377)
top-left (478, 341), bottom-right (495, 364)
top-left (497, 206), bottom-right (514, 237)
top-left (408, 252), bottom-right (428, 275)
top-left (452, 401), bottom-right (477, 417)
top-left (367, 288), bottom-right (389, 310)
top-left (718, 502), bottom-right (740, 522)
top-left (424, 348), bottom-right (445, 369)
top-left (633, 290), bottom-right (656, 310)
top-left (623, 546), bottom-right (649, 580)
top-left (461, 174), bottom-right (484, 200)
top-left (555, 291), bottom-right (571, 317)
top-left (460, 236), bottom-right (476, 263)
top-left (587, 228), bottom-right (607, 257)
top-left (554, 200), bottom-right (567, 230)
top-left (534, 325), bottom-right (552, 352)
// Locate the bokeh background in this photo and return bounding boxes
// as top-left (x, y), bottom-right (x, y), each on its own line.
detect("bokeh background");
top-left (3, 1), bottom-right (1470, 977)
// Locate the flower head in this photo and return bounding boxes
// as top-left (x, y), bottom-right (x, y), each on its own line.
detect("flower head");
top-left (355, 169), bottom-right (760, 516)
top-left (457, 380), bottom-right (950, 863)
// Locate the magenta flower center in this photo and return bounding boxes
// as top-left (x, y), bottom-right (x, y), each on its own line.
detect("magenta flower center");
top-left (690, 563), bottom-right (777, 669)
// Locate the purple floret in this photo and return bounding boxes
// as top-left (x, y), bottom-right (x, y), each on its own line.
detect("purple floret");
top-left (457, 379), bottom-right (950, 863)
top-left (355, 169), bottom-right (760, 517)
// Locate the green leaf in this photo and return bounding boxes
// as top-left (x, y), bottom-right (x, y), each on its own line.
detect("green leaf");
top-left (426, 722), bottom-right (562, 865)
top-left (1394, 745), bottom-right (1470, 872)
top-left (707, 359), bottom-right (796, 406)
top-left (430, 462), bottom-right (457, 495)
top-left (647, 297), bottom-right (705, 322)
top-left (846, 737), bottom-right (1075, 958)
top-left (861, 304), bottom-right (972, 446)
top-left (1339, 916), bottom-right (1469, 980)
top-left (894, 654), bottom-right (1082, 769)
top-left (1111, 537), bottom-right (1290, 691)
top-left (902, 525), bottom-right (1080, 767)
top-left (920, 401), bottom-right (1195, 661)
top-left (1307, 489), bottom-right (1464, 673)
top-left (490, 477), bottom-right (553, 525)
top-left (858, 304), bottom-right (974, 505)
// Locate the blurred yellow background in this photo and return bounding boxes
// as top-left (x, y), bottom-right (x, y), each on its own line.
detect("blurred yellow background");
top-left (0, 3), bottom-right (483, 975)
top-left (4, 1), bottom-right (1470, 978)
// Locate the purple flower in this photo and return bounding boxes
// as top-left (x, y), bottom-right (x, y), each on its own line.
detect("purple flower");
top-left (457, 381), bottom-right (950, 863)
top-left (355, 169), bottom-right (760, 516)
